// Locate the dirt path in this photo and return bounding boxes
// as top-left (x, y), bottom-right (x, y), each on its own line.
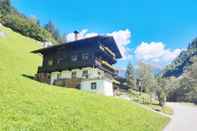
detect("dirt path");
top-left (164, 103), bottom-right (197, 131)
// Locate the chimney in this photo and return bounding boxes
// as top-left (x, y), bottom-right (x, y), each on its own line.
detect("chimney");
top-left (73, 30), bottom-right (79, 41)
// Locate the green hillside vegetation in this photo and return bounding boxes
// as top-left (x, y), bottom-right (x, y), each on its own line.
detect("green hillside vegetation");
top-left (161, 38), bottom-right (197, 104)
top-left (162, 38), bottom-right (197, 77)
top-left (166, 58), bottom-right (197, 104)
top-left (0, 0), bottom-right (59, 43)
top-left (0, 25), bottom-right (169, 130)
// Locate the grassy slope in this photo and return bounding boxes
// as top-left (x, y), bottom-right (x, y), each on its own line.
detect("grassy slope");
top-left (0, 25), bottom-right (169, 131)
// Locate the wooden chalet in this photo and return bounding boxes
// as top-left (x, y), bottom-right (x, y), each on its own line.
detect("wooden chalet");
top-left (32, 33), bottom-right (122, 96)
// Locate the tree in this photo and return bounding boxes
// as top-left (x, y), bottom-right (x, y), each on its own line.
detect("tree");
top-left (135, 62), bottom-right (157, 104)
top-left (164, 56), bottom-right (197, 104)
top-left (29, 15), bottom-right (39, 25)
top-left (125, 62), bottom-right (136, 90)
top-left (183, 57), bottom-right (197, 103)
top-left (136, 62), bottom-right (155, 93)
top-left (53, 28), bottom-right (63, 43)
top-left (44, 21), bottom-right (56, 35)
top-left (1, 13), bottom-right (56, 43)
top-left (166, 77), bottom-right (180, 101)
top-left (45, 21), bottom-right (62, 43)
top-left (0, 0), bottom-right (11, 16)
top-left (156, 77), bottom-right (167, 107)
top-left (188, 57), bottom-right (197, 85)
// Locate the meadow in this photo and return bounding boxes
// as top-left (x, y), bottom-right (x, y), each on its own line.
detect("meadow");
top-left (0, 25), bottom-right (169, 131)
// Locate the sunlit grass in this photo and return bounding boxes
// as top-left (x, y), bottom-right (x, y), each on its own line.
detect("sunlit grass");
top-left (0, 25), bottom-right (169, 131)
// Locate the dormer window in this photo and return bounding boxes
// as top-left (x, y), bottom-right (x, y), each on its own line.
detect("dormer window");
top-left (71, 55), bottom-right (77, 61)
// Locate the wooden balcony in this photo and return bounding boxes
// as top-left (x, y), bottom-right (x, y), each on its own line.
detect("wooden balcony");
top-left (100, 60), bottom-right (116, 72)
top-left (95, 59), bottom-right (117, 75)
top-left (99, 45), bottom-right (116, 60)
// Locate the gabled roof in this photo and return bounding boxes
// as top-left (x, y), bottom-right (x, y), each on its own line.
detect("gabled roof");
top-left (32, 36), bottom-right (122, 59)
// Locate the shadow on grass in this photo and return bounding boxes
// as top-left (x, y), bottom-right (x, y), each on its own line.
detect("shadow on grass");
top-left (22, 74), bottom-right (35, 81)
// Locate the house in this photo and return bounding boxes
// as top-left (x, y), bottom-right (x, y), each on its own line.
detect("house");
top-left (32, 32), bottom-right (122, 96)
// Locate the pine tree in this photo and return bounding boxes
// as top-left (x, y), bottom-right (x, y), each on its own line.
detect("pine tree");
top-left (44, 21), bottom-right (63, 43)
top-left (44, 21), bottom-right (56, 35)
top-left (125, 62), bottom-right (136, 90)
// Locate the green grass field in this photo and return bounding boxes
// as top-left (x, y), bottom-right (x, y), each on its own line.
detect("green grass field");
top-left (0, 25), bottom-right (169, 131)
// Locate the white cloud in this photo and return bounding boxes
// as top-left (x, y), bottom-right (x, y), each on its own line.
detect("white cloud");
top-left (107, 29), bottom-right (131, 59)
top-left (65, 29), bottom-right (132, 59)
top-left (135, 42), bottom-right (182, 68)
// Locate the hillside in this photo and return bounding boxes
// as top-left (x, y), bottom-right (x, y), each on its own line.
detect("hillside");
top-left (0, 0), bottom-right (58, 44)
top-left (0, 25), bottom-right (169, 130)
top-left (162, 38), bottom-right (197, 77)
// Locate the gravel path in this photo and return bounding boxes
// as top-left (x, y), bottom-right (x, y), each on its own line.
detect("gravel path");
top-left (164, 103), bottom-right (197, 131)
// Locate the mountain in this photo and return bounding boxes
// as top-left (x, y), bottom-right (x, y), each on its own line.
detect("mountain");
top-left (0, 25), bottom-right (168, 130)
top-left (162, 38), bottom-right (197, 77)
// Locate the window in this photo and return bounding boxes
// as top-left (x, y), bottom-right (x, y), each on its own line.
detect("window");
top-left (91, 82), bottom-right (97, 90)
top-left (98, 72), bottom-right (101, 76)
top-left (82, 70), bottom-right (88, 78)
top-left (48, 60), bottom-right (53, 66)
top-left (82, 53), bottom-right (89, 60)
top-left (71, 55), bottom-right (77, 61)
top-left (71, 72), bottom-right (77, 79)
top-left (57, 58), bottom-right (63, 64)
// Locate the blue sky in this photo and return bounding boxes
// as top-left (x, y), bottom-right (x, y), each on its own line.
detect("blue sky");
top-left (11, 0), bottom-right (197, 69)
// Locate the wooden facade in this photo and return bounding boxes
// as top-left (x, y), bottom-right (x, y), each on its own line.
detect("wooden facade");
top-left (32, 36), bottom-right (122, 76)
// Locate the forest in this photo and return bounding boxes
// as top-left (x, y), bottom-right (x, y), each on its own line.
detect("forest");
top-left (0, 0), bottom-right (64, 44)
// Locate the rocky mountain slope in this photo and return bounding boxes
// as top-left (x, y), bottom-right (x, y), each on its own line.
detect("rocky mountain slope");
top-left (162, 38), bottom-right (197, 77)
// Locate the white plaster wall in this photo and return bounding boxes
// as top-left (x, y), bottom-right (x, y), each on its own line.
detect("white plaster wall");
top-left (61, 71), bottom-right (71, 79)
top-left (50, 72), bottom-right (59, 84)
top-left (103, 80), bottom-right (113, 96)
top-left (80, 79), bottom-right (103, 94)
top-left (60, 67), bottom-right (104, 79)
top-left (72, 69), bottom-right (82, 78)
top-left (80, 79), bottom-right (113, 96)
top-left (83, 67), bottom-right (104, 79)
top-left (50, 67), bottom-right (109, 95)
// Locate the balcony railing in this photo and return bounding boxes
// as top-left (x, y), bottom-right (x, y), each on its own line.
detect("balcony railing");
top-left (100, 60), bottom-right (116, 71)
top-left (99, 45), bottom-right (116, 59)
top-left (95, 59), bottom-right (117, 74)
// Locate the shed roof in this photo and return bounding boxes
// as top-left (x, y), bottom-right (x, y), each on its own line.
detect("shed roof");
top-left (32, 36), bottom-right (122, 58)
